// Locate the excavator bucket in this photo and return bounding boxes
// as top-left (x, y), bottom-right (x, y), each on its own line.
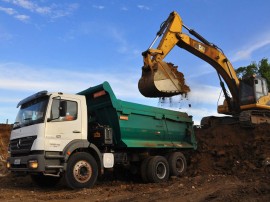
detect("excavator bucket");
top-left (138, 61), bottom-right (190, 97)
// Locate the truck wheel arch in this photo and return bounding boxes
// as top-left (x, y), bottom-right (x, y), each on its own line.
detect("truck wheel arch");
top-left (63, 140), bottom-right (104, 175)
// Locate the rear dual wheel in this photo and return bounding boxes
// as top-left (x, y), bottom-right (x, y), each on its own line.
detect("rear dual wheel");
top-left (141, 156), bottom-right (169, 183)
top-left (140, 152), bottom-right (187, 183)
top-left (168, 152), bottom-right (187, 177)
top-left (140, 157), bottom-right (152, 182)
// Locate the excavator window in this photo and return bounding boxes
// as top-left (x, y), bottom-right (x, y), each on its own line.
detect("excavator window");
top-left (255, 78), bottom-right (268, 100)
top-left (239, 79), bottom-right (255, 105)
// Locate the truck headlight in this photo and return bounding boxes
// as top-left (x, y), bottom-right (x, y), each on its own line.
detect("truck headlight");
top-left (28, 160), bottom-right (38, 169)
top-left (6, 161), bottom-right (10, 169)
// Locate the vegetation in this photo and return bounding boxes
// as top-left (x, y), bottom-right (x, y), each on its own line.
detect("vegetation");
top-left (236, 58), bottom-right (270, 90)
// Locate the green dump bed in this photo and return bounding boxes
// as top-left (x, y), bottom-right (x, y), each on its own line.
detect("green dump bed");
top-left (78, 82), bottom-right (197, 150)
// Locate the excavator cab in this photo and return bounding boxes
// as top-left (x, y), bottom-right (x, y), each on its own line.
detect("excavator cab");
top-left (240, 76), bottom-right (269, 106)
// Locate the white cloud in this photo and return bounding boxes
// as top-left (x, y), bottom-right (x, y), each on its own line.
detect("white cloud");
top-left (12, 0), bottom-right (35, 10)
top-left (137, 5), bottom-right (150, 10)
top-left (50, 3), bottom-right (79, 19)
top-left (0, 62), bottom-right (141, 99)
top-left (121, 6), bottom-right (128, 11)
top-left (1, 0), bottom-right (79, 21)
top-left (14, 14), bottom-right (29, 22)
top-left (35, 6), bottom-right (51, 15)
top-left (231, 32), bottom-right (270, 62)
top-left (3, 0), bottom-right (49, 13)
top-left (0, 6), bottom-right (16, 15)
top-left (92, 5), bottom-right (105, 10)
top-left (0, 5), bottom-right (30, 22)
top-left (188, 84), bottom-right (222, 105)
top-left (186, 63), bottom-right (215, 79)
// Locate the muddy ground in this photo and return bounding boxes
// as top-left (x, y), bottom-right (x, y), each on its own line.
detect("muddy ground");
top-left (0, 123), bottom-right (269, 202)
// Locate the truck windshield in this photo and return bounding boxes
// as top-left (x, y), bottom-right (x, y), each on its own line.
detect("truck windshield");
top-left (13, 96), bottom-right (49, 129)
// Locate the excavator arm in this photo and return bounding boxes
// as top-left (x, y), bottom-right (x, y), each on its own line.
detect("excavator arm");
top-left (139, 11), bottom-right (241, 114)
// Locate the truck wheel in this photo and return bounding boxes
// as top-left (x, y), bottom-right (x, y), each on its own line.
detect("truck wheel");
top-left (140, 156), bottom-right (152, 183)
top-left (168, 152), bottom-right (187, 177)
top-left (65, 152), bottom-right (98, 189)
top-left (147, 156), bottom-right (169, 183)
top-left (31, 174), bottom-right (61, 187)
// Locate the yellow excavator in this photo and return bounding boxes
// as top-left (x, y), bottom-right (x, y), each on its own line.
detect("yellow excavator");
top-left (138, 11), bottom-right (270, 126)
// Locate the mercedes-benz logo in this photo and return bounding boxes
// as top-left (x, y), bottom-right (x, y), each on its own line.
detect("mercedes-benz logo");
top-left (17, 139), bottom-right (21, 149)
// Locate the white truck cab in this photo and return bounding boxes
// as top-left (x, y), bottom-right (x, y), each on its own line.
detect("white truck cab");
top-left (7, 91), bottom-right (105, 188)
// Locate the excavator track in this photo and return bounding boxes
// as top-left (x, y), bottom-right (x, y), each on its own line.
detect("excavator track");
top-left (239, 110), bottom-right (270, 127)
top-left (201, 110), bottom-right (270, 128)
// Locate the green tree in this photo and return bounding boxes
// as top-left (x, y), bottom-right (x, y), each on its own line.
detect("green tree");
top-left (236, 58), bottom-right (270, 90)
top-left (258, 59), bottom-right (270, 90)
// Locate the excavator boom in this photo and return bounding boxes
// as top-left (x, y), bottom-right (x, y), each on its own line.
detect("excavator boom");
top-left (139, 11), bottom-right (241, 114)
top-left (139, 11), bottom-right (270, 125)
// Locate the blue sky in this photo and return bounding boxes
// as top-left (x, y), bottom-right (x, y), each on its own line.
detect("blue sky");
top-left (0, 0), bottom-right (270, 124)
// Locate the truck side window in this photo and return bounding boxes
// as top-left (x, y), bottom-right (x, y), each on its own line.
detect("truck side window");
top-left (65, 101), bottom-right (78, 121)
top-left (51, 99), bottom-right (78, 121)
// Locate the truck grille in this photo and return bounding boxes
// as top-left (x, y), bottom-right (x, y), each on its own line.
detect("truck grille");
top-left (10, 136), bottom-right (37, 156)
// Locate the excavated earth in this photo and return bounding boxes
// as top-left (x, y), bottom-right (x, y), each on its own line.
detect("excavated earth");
top-left (0, 123), bottom-right (269, 201)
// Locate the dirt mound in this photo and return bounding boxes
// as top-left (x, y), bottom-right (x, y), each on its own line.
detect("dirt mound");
top-left (0, 124), bottom-right (11, 159)
top-left (0, 123), bottom-right (269, 201)
top-left (0, 124), bottom-right (11, 176)
top-left (190, 124), bottom-right (270, 177)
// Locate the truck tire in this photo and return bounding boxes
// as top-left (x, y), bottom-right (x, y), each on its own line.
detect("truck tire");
top-left (31, 174), bottom-right (61, 187)
top-left (65, 152), bottom-right (98, 189)
top-left (147, 156), bottom-right (169, 183)
top-left (140, 156), bottom-right (152, 183)
top-left (168, 152), bottom-right (187, 177)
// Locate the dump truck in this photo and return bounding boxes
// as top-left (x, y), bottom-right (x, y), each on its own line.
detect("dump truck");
top-left (7, 82), bottom-right (196, 189)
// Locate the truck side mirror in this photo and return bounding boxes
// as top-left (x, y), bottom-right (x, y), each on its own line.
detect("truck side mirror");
top-left (59, 100), bottom-right (67, 117)
top-left (48, 96), bottom-right (62, 122)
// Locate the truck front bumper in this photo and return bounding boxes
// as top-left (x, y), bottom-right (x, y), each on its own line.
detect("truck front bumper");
top-left (7, 153), bottom-right (47, 173)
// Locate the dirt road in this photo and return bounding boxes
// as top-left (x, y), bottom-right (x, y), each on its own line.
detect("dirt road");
top-left (0, 124), bottom-right (269, 201)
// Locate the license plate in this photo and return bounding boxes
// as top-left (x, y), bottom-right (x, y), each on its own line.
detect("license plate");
top-left (14, 159), bottom-right (21, 165)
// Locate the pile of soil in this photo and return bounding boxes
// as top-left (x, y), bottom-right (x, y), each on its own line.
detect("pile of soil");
top-left (190, 124), bottom-right (270, 177)
top-left (0, 124), bottom-right (11, 159)
top-left (0, 124), bottom-right (12, 176)
top-left (0, 123), bottom-right (269, 201)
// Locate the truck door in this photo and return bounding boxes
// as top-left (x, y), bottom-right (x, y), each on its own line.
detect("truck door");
top-left (45, 97), bottom-right (82, 151)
